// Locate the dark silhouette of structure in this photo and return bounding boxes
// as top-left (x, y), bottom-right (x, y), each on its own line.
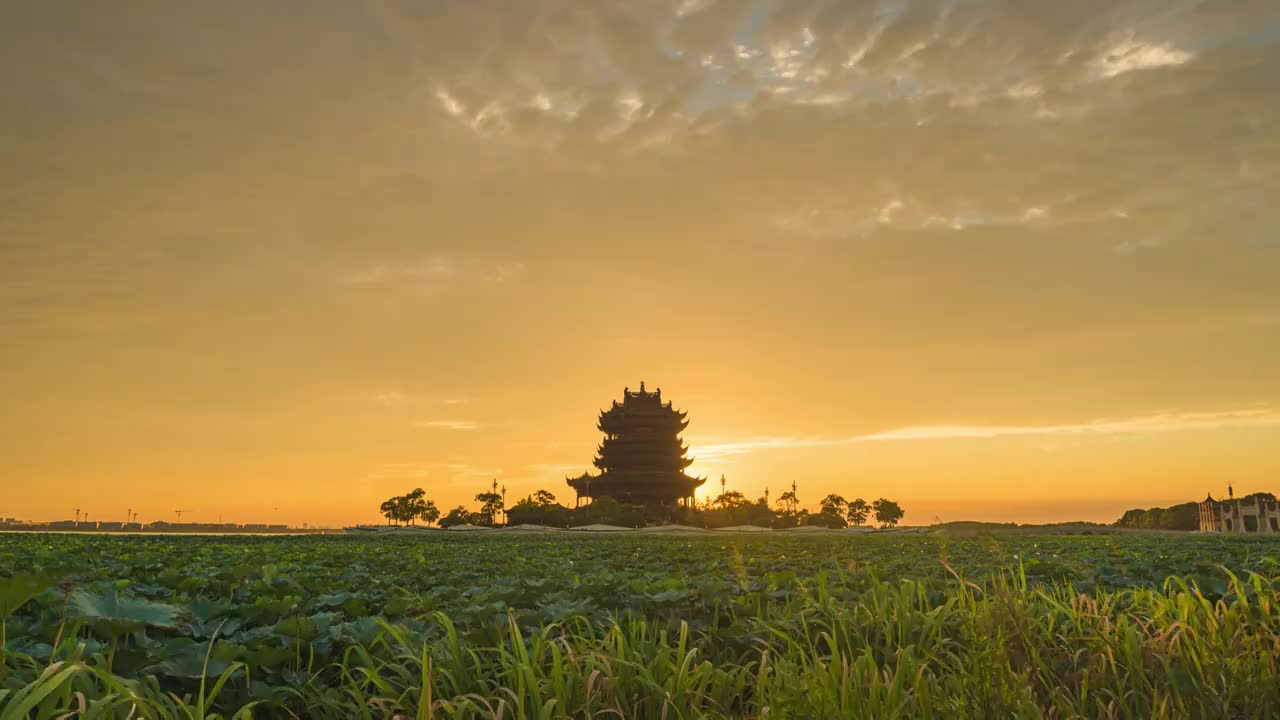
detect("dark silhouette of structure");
top-left (567, 382), bottom-right (705, 508)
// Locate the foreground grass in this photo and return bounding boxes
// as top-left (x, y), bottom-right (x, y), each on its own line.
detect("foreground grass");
top-left (3, 563), bottom-right (1278, 719)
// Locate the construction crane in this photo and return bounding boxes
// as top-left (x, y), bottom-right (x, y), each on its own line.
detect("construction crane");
top-left (174, 509), bottom-right (194, 522)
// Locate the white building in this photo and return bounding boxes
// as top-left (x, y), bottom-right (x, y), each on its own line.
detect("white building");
top-left (1199, 492), bottom-right (1279, 533)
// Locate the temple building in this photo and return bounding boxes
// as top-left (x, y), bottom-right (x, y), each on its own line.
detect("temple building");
top-left (567, 382), bottom-right (705, 507)
top-left (1198, 488), bottom-right (1279, 533)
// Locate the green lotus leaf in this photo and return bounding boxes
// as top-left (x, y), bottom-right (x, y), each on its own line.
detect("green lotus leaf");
top-left (70, 590), bottom-right (182, 634)
top-left (0, 573), bottom-right (52, 619)
top-left (273, 615), bottom-right (317, 641)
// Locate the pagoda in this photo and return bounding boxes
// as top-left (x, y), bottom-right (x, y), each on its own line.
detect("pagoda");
top-left (567, 382), bottom-right (705, 507)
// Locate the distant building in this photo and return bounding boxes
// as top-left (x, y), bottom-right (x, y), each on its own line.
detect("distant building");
top-left (566, 382), bottom-right (705, 507)
top-left (1199, 491), bottom-right (1279, 533)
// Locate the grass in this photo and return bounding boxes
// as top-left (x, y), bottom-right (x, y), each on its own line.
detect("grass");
top-left (1, 533), bottom-right (1278, 718)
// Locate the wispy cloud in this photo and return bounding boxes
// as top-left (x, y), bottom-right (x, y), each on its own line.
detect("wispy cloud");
top-left (344, 257), bottom-right (525, 296)
top-left (775, 199), bottom-right (1053, 240)
top-left (376, 392), bottom-right (471, 407)
top-left (347, 256), bottom-right (454, 285)
top-left (364, 462), bottom-right (502, 486)
top-left (1091, 37), bottom-right (1195, 79)
top-left (413, 420), bottom-right (482, 431)
top-left (692, 408), bottom-right (1280, 461)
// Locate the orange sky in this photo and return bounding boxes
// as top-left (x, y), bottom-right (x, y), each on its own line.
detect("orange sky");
top-left (2, 2), bottom-right (1279, 527)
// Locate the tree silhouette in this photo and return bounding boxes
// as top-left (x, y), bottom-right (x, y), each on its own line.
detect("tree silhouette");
top-left (474, 491), bottom-right (503, 526)
top-left (873, 498), bottom-right (904, 528)
top-left (391, 495), bottom-right (410, 525)
top-left (418, 499), bottom-right (440, 526)
top-left (715, 490), bottom-right (748, 509)
top-left (819, 494), bottom-right (848, 516)
top-left (379, 498), bottom-right (398, 526)
top-left (404, 488), bottom-right (427, 526)
top-left (533, 489), bottom-right (557, 506)
top-left (438, 506), bottom-right (472, 528)
top-left (846, 498), bottom-right (870, 527)
top-left (776, 491), bottom-right (797, 514)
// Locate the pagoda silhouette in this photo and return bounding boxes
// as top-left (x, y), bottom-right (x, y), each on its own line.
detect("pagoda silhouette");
top-left (567, 382), bottom-right (705, 507)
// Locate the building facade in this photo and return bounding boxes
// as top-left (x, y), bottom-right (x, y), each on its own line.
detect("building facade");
top-left (1198, 492), bottom-right (1280, 533)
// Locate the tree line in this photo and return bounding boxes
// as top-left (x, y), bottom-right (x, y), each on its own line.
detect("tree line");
top-left (377, 484), bottom-right (905, 529)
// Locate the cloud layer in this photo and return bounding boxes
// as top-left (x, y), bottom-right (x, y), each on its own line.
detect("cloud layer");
top-left (693, 407), bottom-right (1280, 461)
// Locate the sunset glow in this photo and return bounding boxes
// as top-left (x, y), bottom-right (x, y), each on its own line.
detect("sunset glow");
top-left (2, 1), bottom-right (1278, 527)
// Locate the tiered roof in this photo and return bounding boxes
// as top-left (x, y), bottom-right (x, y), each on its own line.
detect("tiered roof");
top-left (567, 382), bottom-right (705, 505)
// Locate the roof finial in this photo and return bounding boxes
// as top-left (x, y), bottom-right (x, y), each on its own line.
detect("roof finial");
top-left (640, 380), bottom-right (646, 393)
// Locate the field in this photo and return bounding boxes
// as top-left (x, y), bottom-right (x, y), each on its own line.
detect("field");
top-left (1, 532), bottom-right (1279, 719)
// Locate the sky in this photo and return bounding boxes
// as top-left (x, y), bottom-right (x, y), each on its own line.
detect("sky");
top-left (2, 0), bottom-right (1279, 527)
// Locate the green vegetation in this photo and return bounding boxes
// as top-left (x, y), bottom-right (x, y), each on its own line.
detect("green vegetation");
top-left (1114, 501), bottom-right (1200, 531)
top-left (1, 533), bottom-right (1278, 718)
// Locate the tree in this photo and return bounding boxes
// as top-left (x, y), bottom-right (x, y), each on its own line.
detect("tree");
top-left (804, 511), bottom-right (845, 528)
top-left (776, 491), bottom-right (797, 514)
top-left (570, 496), bottom-right (646, 528)
top-left (438, 506), bottom-right (472, 528)
top-left (819, 494), bottom-right (848, 516)
top-left (747, 496), bottom-right (777, 527)
top-left (379, 498), bottom-right (398, 526)
top-left (474, 491), bottom-right (503, 526)
top-left (507, 493), bottom-right (570, 527)
top-left (846, 498), bottom-right (870, 527)
top-left (418, 499), bottom-right (440, 526)
top-left (872, 498), bottom-right (904, 528)
top-left (404, 488), bottom-right (427, 526)
top-left (390, 494), bottom-right (414, 525)
top-left (715, 491), bottom-right (748, 509)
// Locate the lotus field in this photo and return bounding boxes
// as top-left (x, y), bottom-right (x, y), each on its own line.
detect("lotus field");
top-left (1, 532), bottom-right (1279, 719)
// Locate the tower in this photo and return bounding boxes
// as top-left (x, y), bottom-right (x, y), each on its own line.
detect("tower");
top-left (567, 383), bottom-right (705, 507)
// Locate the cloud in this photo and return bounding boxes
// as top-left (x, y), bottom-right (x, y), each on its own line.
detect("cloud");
top-left (435, 87), bottom-right (467, 117)
top-left (1091, 37), bottom-right (1195, 79)
top-left (376, 392), bottom-right (471, 407)
top-left (344, 256), bottom-right (525, 296)
top-left (691, 408), bottom-right (1280, 461)
top-left (413, 420), bottom-right (482, 431)
top-left (346, 256), bottom-right (455, 288)
top-left (775, 199), bottom-right (1053, 239)
top-left (400, 0), bottom-right (1223, 150)
top-left (332, 0), bottom-right (1276, 261)
top-left (364, 462), bottom-right (502, 486)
